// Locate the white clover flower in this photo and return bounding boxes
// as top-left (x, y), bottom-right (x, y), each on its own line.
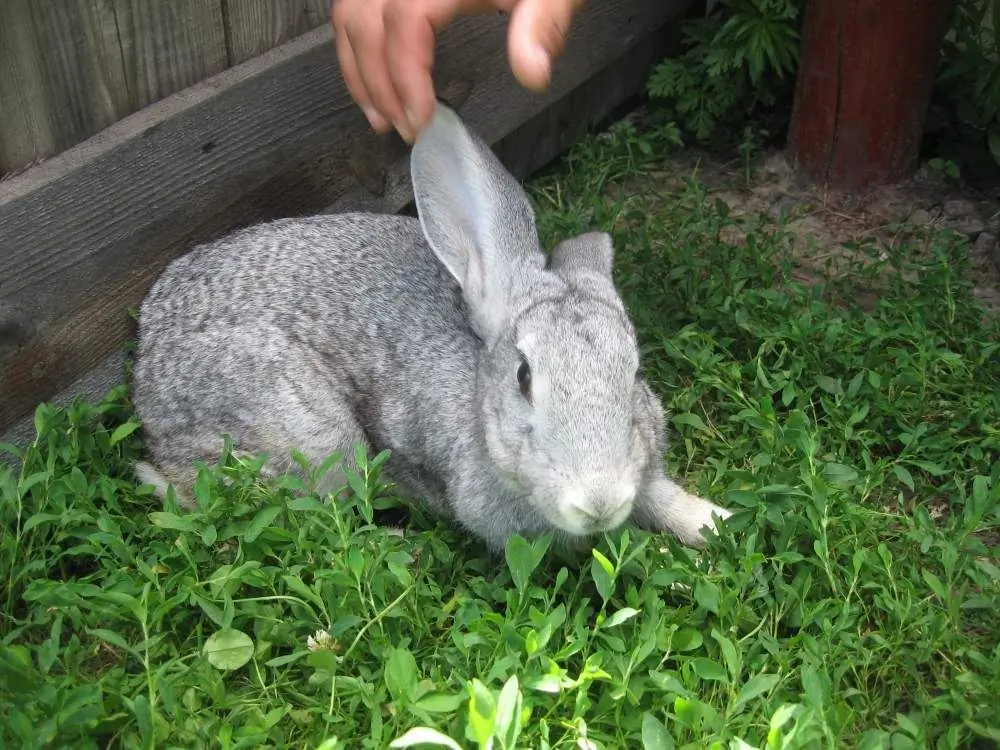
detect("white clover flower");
top-left (307, 629), bottom-right (335, 652)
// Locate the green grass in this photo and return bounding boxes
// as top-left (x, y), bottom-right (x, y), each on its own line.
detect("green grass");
top-left (2, 120), bottom-right (999, 750)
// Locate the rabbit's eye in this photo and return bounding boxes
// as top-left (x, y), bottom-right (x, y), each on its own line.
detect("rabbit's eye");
top-left (517, 359), bottom-right (532, 402)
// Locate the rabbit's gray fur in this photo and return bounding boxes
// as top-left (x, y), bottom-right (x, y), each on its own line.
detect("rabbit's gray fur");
top-left (131, 103), bottom-right (731, 551)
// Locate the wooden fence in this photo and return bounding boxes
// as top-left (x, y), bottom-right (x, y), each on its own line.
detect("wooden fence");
top-left (1, 1), bottom-right (331, 175)
top-left (0, 0), bottom-right (695, 444)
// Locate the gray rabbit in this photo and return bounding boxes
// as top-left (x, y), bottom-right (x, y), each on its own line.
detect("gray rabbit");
top-left (131, 103), bottom-right (731, 551)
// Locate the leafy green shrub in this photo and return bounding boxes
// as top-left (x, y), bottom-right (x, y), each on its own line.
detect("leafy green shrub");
top-left (649, 0), bottom-right (1000, 173)
top-left (929, 0), bottom-right (1000, 171)
top-left (646, 0), bottom-right (803, 143)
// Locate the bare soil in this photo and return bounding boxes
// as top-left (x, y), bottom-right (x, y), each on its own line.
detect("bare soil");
top-left (645, 142), bottom-right (1000, 314)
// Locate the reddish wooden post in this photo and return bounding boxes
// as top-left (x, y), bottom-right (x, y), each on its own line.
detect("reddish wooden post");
top-left (788, 0), bottom-right (953, 192)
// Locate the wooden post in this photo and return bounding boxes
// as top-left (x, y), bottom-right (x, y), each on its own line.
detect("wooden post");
top-left (787, 0), bottom-right (953, 192)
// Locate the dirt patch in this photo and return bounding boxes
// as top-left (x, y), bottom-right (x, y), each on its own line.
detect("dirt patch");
top-left (636, 141), bottom-right (1000, 313)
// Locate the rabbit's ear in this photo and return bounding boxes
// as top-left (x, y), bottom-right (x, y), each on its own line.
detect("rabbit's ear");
top-left (411, 103), bottom-right (544, 339)
top-left (549, 232), bottom-right (615, 279)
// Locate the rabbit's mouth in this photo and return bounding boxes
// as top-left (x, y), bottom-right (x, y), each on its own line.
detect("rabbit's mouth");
top-left (544, 480), bottom-right (637, 537)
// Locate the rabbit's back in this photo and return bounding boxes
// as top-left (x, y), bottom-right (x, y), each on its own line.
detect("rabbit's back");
top-left (133, 213), bottom-right (478, 497)
top-left (141, 214), bottom-right (462, 335)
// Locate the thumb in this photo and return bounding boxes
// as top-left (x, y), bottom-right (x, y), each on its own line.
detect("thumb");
top-left (507, 0), bottom-right (582, 91)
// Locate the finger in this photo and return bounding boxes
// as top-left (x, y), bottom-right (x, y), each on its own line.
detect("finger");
top-left (385, 0), bottom-right (516, 138)
top-left (508, 0), bottom-right (583, 91)
top-left (332, 2), bottom-right (391, 131)
top-left (341, 3), bottom-right (412, 139)
top-left (383, 0), bottom-right (444, 137)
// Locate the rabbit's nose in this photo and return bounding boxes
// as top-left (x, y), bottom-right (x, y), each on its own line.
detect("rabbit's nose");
top-left (561, 480), bottom-right (636, 533)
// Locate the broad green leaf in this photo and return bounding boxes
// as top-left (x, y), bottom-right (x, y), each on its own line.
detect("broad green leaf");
top-left (672, 412), bottom-right (710, 433)
top-left (385, 647), bottom-right (419, 703)
top-left (591, 549), bottom-right (616, 602)
top-left (18, 471), bottom-right (52, 497)
top-left (965, 720), bottom-right (1000, 742)
top-left (466, 679), bottom-right (496, 746)
top-left (815, 374), bottom-right (842, 395)
top-left (649, 671), bottom-right (689, 696)
top-left (910, 459), bottom-right (946, 476)
top-left (801, 664), bottom-right (828, 706)
top-left (201, 524), bottom-right (218, 546)
top-left (711, 628), bottom-right (741, 679)
top-left (973, 559), bottom-right (1000, 582)
top-left (149, 512), bottom-right (200, 533)
top-left (109, 421), bottom-right (141, 446)
top-left (203, 628), bottom-right (254, 670)
top-left (265, 652), bottom-right (307, 668)
top-left (494, 675), bottom-right (522, 748)
top-left (413, 693), bottom-right (466, 713)
top-left (388, 559), bottom-right (413, 587)
top-left (922, 570), bottom-right (948, 601)
top-left (673, 696), bottom-right (699, 728)
top-left (603, 607), bottom-right (641, 629)
top-left (192, 593), bottom-right (225, 628)
top-left (312, 450), bottom-right (347, 484)
top-left (690, 658), bottom-right (727, 681)
top-left (22, 512), bottom-right (63, 533)
top-left (670, 627), bottom-right (704, 652)
top-left (8, 710), bottom-right (35, 744)
top-left (287, 496), bottom-right (328, 512)
top-left (87, 628), bottom-right (137, 657)
top-left (892, 465), bottom-right (915, 492)
top-left (768, 703), bottom-right (799, 743)
top-left (390, 727), bottom-right (462, 749)
top-left (525, 674), bottom-right (563, 693)
top-left (733, 673), bottom-right (780, 712)
top-left (822, 462), bottom-right (858, 487)
top-left (129, 694), bottom-right (154, 750)
top-left (641, 712), bottom-right (675, 750)
top-left (505, 535), bottom-right (535, 593)
top-left (98, 591), bottom-right (146, 623)
top-left (344, 467), bottom-right (367, 501)
top-left (244, 505), bottom-right (283, 543)
top-left (895, 712), bottom-right (922, 738)
top-left (693, 579), bottom-right (720, 614)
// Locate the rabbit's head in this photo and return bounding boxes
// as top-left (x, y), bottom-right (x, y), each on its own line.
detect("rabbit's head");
top-left (412, 105), bottom-right (653, 538)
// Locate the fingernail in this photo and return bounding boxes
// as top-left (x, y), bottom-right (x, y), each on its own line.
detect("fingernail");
top-left (363, 106), bottom-right (390, 132)
top-left (394, 118), bottom-right (415, 143)
top-left (529, 43), bottom-right (552, 83)
top-left (405, 107), bottom-right (423, 138)
top-left (514, 42), bottom-right (551, 91)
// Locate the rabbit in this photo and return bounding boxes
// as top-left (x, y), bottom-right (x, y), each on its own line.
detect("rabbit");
top-left (130, 102), bottom-right (732, 552)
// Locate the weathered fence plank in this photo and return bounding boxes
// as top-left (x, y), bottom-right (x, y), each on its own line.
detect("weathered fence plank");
top-left (0, 1), bottom-right (131, 174)
top-left (113, 0), bottom-right (229, 109)
top-left (0, 0), bottom-right (690, 435)
top-left (0, 0), bottom-right (232, 174)
top-left (225, 0), bottom-right (329, 65)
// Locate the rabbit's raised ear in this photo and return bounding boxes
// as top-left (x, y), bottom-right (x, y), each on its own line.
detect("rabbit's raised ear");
top-left (549, 232), bottom-right (616, 279)
top-left (411, 103), bottom-right (545, 340)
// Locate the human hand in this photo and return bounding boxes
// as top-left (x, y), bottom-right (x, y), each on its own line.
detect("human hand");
top-left (331, 0), bottom-right (583, 142)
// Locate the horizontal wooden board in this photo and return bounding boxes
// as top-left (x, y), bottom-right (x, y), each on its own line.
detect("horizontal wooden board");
top-left (0, 0), bottom-right (691, 434)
